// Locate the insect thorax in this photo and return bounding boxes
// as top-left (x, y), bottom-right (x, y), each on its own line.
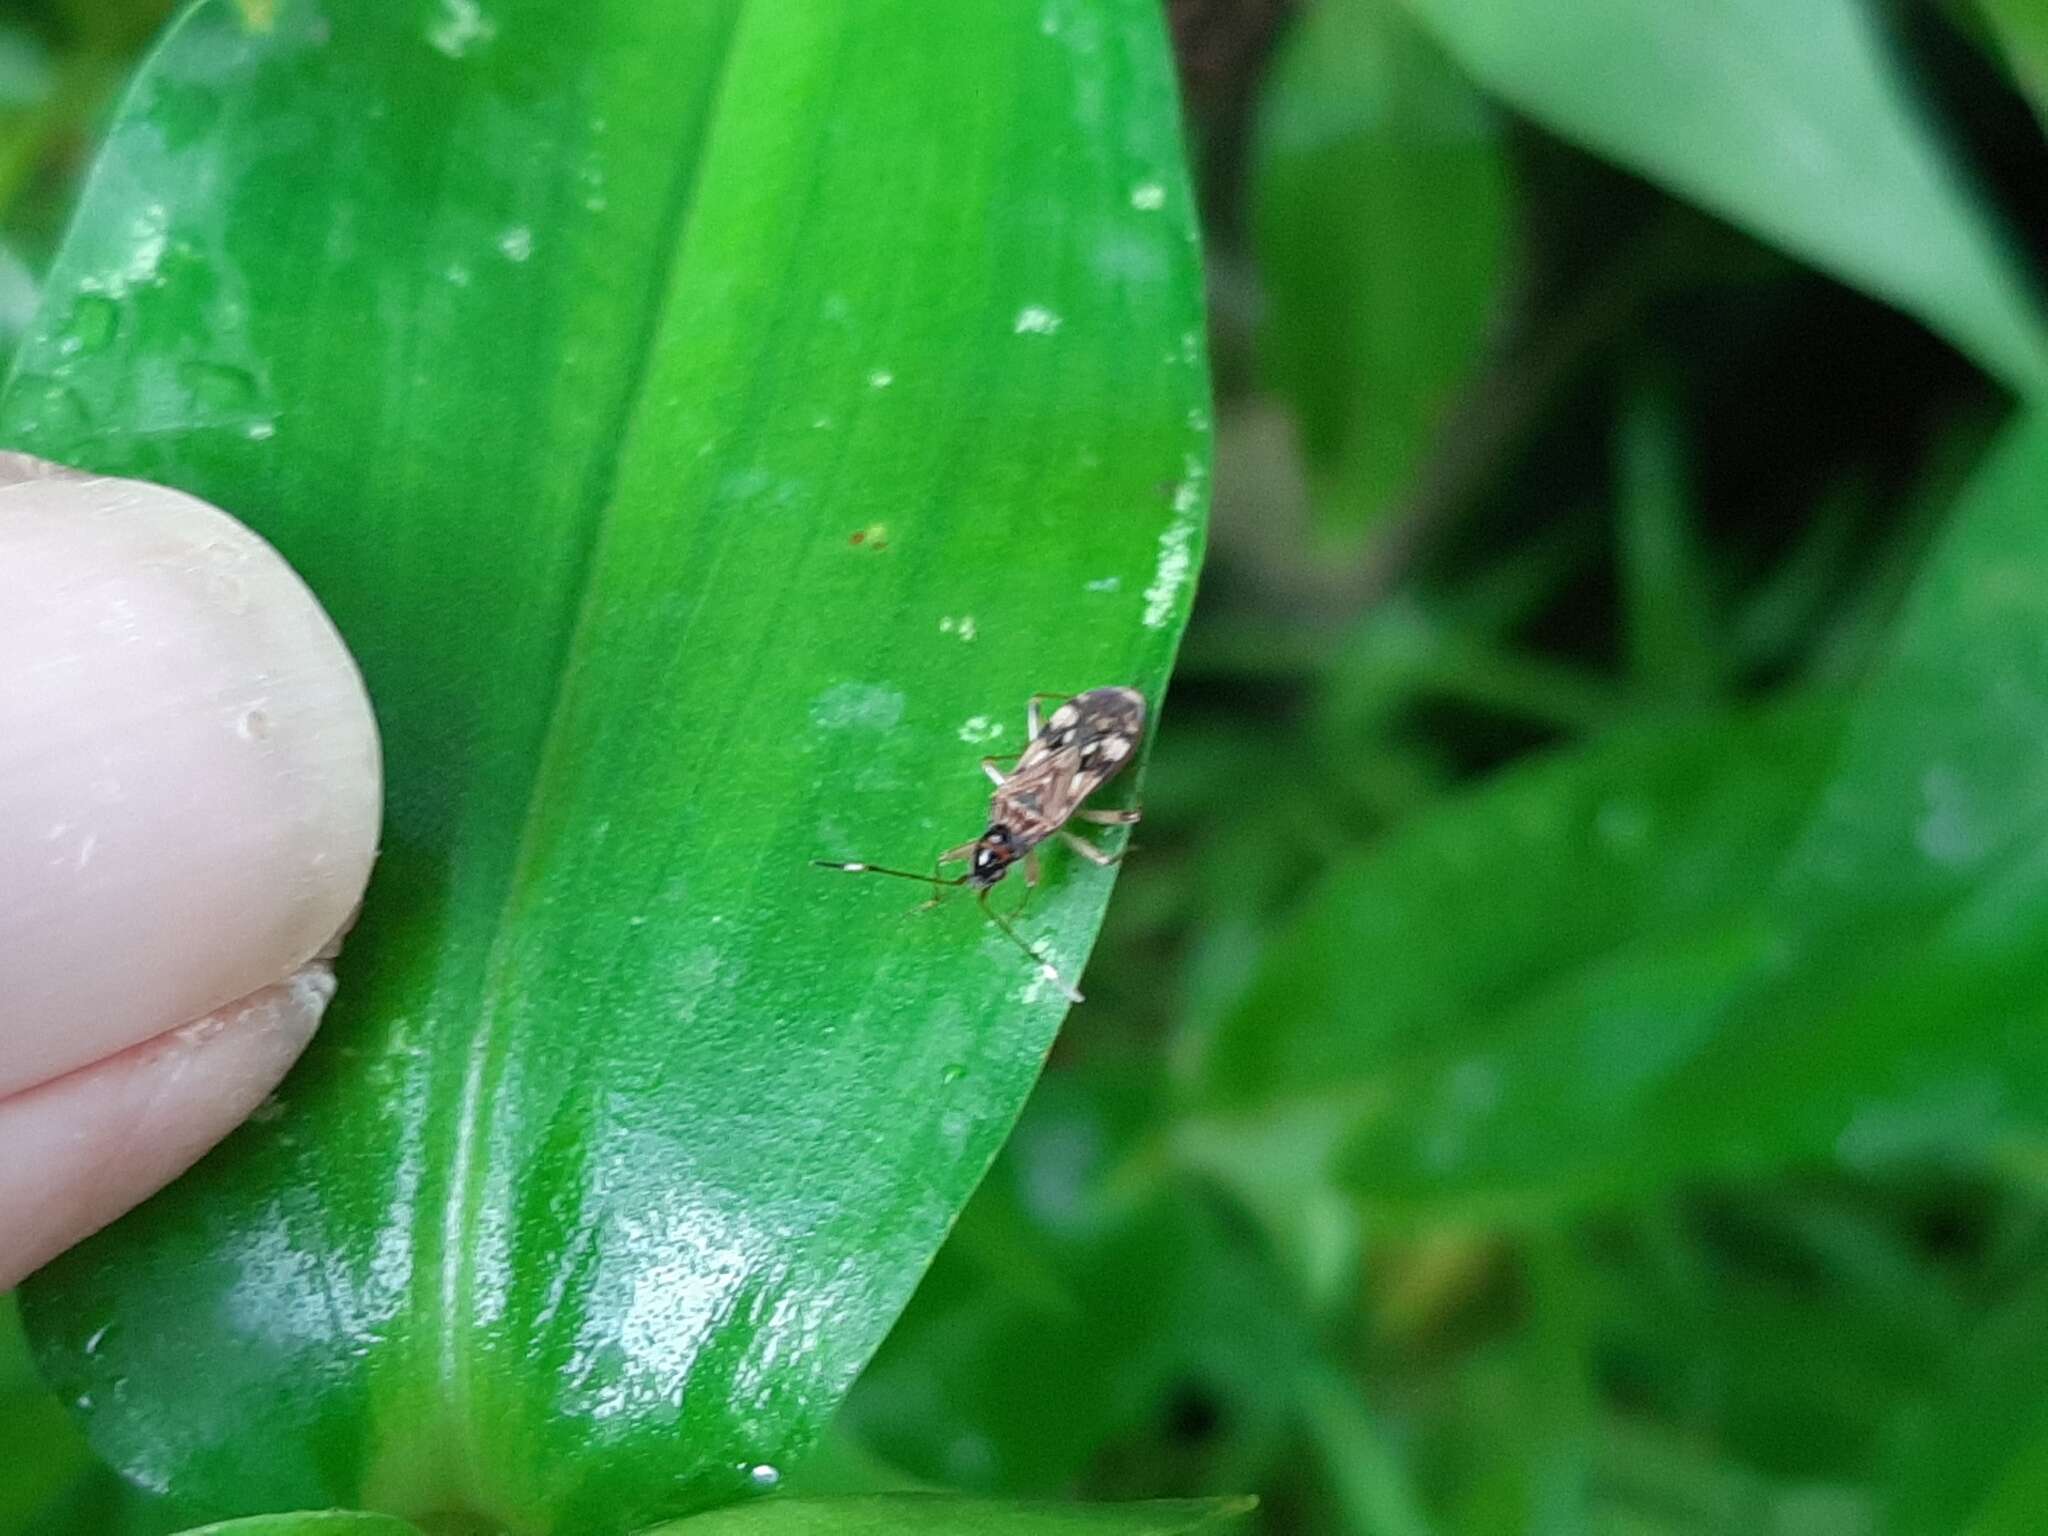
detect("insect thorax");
top-left (988, 789), bottom-right (1061, 845)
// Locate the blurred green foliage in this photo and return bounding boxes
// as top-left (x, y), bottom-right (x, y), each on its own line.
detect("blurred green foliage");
top-left (8, 0), bottom-right (2048, 1532)
top-left (0, 0), bottom-right (171, 347)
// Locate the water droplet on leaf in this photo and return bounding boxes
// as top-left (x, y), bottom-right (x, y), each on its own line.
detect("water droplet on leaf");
top-left (63, 295), bottom-right (119, 355)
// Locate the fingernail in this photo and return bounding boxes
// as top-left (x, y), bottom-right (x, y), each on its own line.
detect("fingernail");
top-left (0, 466), bottom-right (381, 1095)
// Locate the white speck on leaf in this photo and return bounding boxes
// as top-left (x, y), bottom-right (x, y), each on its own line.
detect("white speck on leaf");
top-left (1130, 182), bottom-right (1166, 211)
top-left (1085, 576), bottom-right (1120, 593)
top-left (1917, 764), bottom-right (1983, 867)
top-left (498, 226), bottom-right (533, 262)
top-left (1017, 941), bottom-right (1075, 1005)
top-left (1013, 305), bottom-right (1062, 336)
top-left (1037, 0), bottom-right (1100, 52)
top-left (427, 0), bottom-right (495, 58)
top-left (1144, 520), bottom-right (1197, 629)
top-left (868, 369), bottom-right (894, 389)
top-left (811, 681), bottom-right (906, 732)
top-left (121, 204), bottom-right (169, 288)
top-left (939, 615), bottom-right (978, 641)
top-left (665, 945), bottom-right (726, 1027)
top-left (1093, 229), bottom-right (1168, 285)
top-left (958, 716), bottom-right (1004, 745)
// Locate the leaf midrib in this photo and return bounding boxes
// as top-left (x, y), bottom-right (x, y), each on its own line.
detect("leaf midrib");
top-left (430, 0), bottom-right (754, 1495)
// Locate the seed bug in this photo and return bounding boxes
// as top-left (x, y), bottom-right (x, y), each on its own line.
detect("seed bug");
top-left (814, 686), bottom-right (1147, 1003)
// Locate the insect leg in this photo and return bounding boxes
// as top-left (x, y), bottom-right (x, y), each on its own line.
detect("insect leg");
top-left (978, 888), bottom-right (1082, 1004)
top-left (1026, 691), bottom-right (1070, 738)
top-left (1060, 829), bottom-right (1124, 867)
top-left (918, 841), bottom-right (978, 910)
top-left (996, 850), bottom-right (1039, 924)
top-left (981, 757), bottom-right (1010, 787)
top-left (1076, 807), bottom-right (1141, 826)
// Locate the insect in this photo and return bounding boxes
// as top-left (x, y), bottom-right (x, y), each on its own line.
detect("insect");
top-left (814, 686), bottom-right (1146, 1003)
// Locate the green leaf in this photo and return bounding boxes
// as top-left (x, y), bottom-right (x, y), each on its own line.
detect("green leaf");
top-left (838, 1065), bottom-right (1303, 1498)
top-left (1297, 1366), bottom-right (1437, 1536)
top-left (12, 2), bottom-right (1207, 1531)
top-left (1882, 1266), bottom-right (2048, 1535)
top-left (1395, 0), bottom-right (2048, 393)
top-left (1176, 699), bottom-right (1839, 1222)
top-left (1254, 0), bottom-right (1508, 538)
top-left (1342, 415), bottom-right (2048, 1208)
top-left (1979, 0), bottom-right (2048, 128)
top-left (1960, 1439), bottom-right (2048, 1536)
top-left (0, 1293), bottom-right (171, 1535)
top-left (1684, 461), bottom-right (2048, 1101)
top-left (1189, 702), bottom-right (1844, 1126)
top-left (1580, 414), bottom-right (2048, 1193)
top-left (1196, 414), bottom-right (2048, 1213)
top-left (0, 1294), bottom-right (97, 1534)
top-left (1583, 1198), bottom-right (1953, 1481)
top-left (170, 1517), bottom-right (423, 1536)
top-left (1615, 381), bottom-right (1720, 701)
top-left (648, 1495), bottom-right (1257, 1536)
top-left (1767, 414), bottom-right (2048, 928)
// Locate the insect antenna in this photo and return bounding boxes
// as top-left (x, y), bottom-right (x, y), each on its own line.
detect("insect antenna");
top-left (812, 859), bottom-right (966, 889)
top-left (979, 891), bottom-right (1083, 1005)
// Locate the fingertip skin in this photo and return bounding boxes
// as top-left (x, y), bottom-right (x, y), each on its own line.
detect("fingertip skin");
top-left (0, 465), bottom-right (382, 1097)
top-left (0, 460), bottom-right (379, 1285)
top-left (0, 966), bottom-right (333, 1291)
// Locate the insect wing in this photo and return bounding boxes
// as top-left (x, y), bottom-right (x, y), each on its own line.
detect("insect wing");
top-left (1065, 687), bottom-right (1145, 800)
top-left (1019, 687), bottom-right (1145, 823)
